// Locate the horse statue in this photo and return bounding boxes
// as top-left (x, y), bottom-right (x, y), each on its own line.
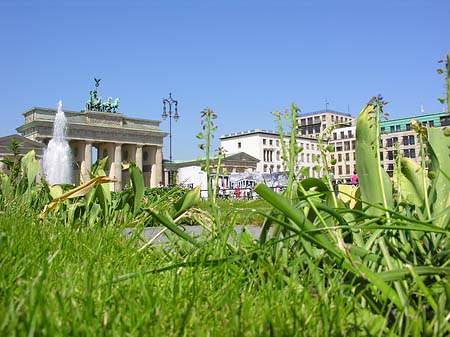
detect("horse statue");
top-left (111, 98), bottom-right (120, 112)
top-left (102, 97), bottom-right (113, 112)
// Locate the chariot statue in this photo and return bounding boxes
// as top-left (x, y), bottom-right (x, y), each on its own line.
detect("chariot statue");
top-left (84, 79), bottom-right (120, 113)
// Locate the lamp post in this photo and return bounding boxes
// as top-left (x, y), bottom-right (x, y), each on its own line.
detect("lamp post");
top-left (162, 93), bottom-right (179, 186)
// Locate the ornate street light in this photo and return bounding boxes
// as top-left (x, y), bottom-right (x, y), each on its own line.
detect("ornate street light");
top-left (162, 93), bottom-right (179, 185)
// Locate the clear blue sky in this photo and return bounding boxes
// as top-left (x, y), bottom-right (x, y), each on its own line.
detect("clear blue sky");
top-left (1, 0), bottom-right (449, 160)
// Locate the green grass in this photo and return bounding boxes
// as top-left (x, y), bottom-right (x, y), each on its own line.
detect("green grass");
top-left (197, 198), bottom-right (272, 226)
top-left (0, 207), bottom-right (406, 337)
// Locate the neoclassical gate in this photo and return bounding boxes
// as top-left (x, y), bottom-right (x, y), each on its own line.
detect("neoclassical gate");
top-left (17, 107), bottom-right (167, 191)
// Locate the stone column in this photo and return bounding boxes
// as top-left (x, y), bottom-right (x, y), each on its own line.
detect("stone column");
top-left (135, 145), bottom-right (143, 172)
top-left (151, 146), bottom-right (163, 187)
top-left (80, 141), bottom-right (92, 183)
top-left (111, 143), bottom-right (122, 191)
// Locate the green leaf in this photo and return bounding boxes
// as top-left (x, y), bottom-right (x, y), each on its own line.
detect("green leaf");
top-left (427, 128), bottom-right (450, 227)
top-left (172, 185), bottom-right (201, 219)
top-left (148, 209), bottom-right (200, 247)
top-left (355, 103), bottom-right (393, 215)
top-left (129, 163), bottom-right (144, 217)
top-left (395, 157), bottom-right (429, 207)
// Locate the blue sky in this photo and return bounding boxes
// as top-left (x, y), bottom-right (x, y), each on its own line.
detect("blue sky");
top-left (1, 0), bottom-right (449, 160)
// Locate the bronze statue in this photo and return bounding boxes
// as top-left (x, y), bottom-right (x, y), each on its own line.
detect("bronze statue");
top-left (84, 79), bottom-right (120, 112)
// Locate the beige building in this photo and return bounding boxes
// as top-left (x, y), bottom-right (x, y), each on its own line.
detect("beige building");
top-left (329, 125), bottom-right (356, 182)
top-left (297, 109), bottom-right (354, 138)
top-left (16, 107), bottom-right (167, 191)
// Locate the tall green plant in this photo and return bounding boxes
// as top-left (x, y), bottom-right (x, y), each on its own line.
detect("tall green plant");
top-left (355, 96), bottom-right (393, 216)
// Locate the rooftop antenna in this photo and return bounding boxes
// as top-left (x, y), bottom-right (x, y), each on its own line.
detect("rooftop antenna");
top-left (325, 99), bottom-right (329, 111)
top-left (347, 104), bottom-right (350, 115)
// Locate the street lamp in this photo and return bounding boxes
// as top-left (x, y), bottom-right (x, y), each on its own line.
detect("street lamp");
top-left (162, 93), bottom-right (179, 186)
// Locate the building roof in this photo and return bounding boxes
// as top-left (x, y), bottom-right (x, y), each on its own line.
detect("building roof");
top-left (220, 128), bottom-right (319, 141)
top-left (297, 109), bottom-right (353, 118)
top-left (164, 151), bottom-right (260, 169)
top-left (0, 134), bottom-right (45, 157)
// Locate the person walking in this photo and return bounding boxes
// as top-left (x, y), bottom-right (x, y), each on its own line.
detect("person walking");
top-left (351, 171), bottom-right (358, 186)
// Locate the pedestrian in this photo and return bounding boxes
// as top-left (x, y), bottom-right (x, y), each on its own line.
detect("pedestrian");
top-left (351, 171), bottom-right (358, 186)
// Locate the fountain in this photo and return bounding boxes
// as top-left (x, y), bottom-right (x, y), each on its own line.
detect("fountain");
top-left (43, 100), bottom-right (73, 184)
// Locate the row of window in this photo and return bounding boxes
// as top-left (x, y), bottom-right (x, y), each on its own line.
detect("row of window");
top-left (382, 148), bottom-right (416, 161)
top-left (330, 164), bottom-right (353, 176)
top-left (385, 135), bottom-right (415, 147)
top-left (334, 140), bottom-right (355, 151)
top-left (332, 152), bottom-right (354, 162)
top-left (381, 120), bottom-right (436, 134)
top-left (332, 130), bottom-right (354, 140)
top-left (299, 114), bottom-right (352, 125)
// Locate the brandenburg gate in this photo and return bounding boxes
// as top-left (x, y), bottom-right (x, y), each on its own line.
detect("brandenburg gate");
top-left (17, 104), bottom-right (167, 191)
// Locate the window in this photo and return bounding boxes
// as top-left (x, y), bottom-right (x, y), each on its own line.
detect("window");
top-left (345, 165), bottom-right (350, 175)
top-left (440, 116), bottom-right (450, 126)
top-left (395, 125), bottom-right (401, 132)
top-left (306, 154), bottom-right (310, 162)
top-left (406, 123), bottom-right (411, 131)
top-left (410, 149), bottom-right (416, 158)
top-left (409, 135), bottom-right (415, 145)
top-left (338, 154), bottom-right (342, 162)
top-left (344, 141), bottom-right (350, 151)
top-left (429, 120), bottom-right (434, 127)
top-left (269, 139), bottom-right (273, 146)
top-left (276, 140), bottom-right (279, 146)
top-left (393, 137), bottom-right (398, 144)
top-left (333, 133), bottom-right (337, 140)
top-left (306, 143), bottom-right (309, 150)
top-left (386, 139), bottom-right (393, 147)
top-left (276, 151), bottom-right (280, 161)
top-left (352, 141), bottom-right (356, 150)
top-left (345, 153), bottom-right (350, 161)
top-left (348, 130), bottom-right (353, 138)
top-left (404, 149), bottom-right (410, 158)
top-left (263, 139), bottom-right (266, 145)
top-left (390, 126), bottom-right (395, 132)
top-left (338, 166), bottom-right (343, 175)
top-left (238, 142), bottom-right (241, 149)
top-left (387, 151), bottom-right (394, 160)
top-left (301, 119), bottom-right (306, 126)
top-left (381, 127), bottom-right (385, 133)
top-left (340, 131), bottom-right (345, 139)
top-left (403, 136), bottom-right (409, 146)
top-left (380, 152), bottom-right (384, 161)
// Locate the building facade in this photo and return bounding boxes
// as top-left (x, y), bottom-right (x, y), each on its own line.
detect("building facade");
top-left (297, 109), bottom-right (354, 138)
top-left (16, 107), bottom-right (167, 191)
top-left (379, 112), bottom-right (450, 176)
top-left (220, 129), bottom-right (322, 178)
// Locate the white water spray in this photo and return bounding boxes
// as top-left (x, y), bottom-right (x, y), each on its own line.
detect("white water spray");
top-left (43, 100), bottom-right (72, 184)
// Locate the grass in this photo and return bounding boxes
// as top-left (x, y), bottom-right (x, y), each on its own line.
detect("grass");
top-left (197, 198), bottom-right (272, 226)
top-left (0, 207), bottom-right (406, 337)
